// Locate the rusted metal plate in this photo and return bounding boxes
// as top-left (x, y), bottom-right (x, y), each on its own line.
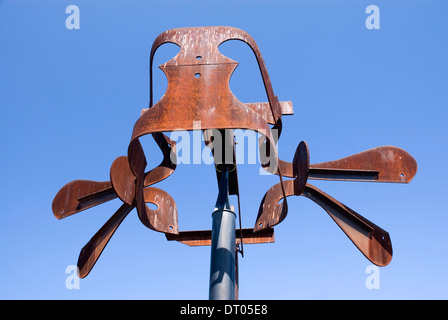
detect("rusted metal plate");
top-left (110, 156), bottom-right (135, 205)
top-left (52, 180), bottom-right (116, 219)
top-left (293, 141), bottom-right (309, 196)
top-left (129, 26), bottom-right (290, 208)
top-left (130, 139), bottom-right (178, 234)
top-left (126, 27), bottom-right (293, 258)
top-left (166, 228), bottom-right (274, 247)
top-left (142, 101), bottom-right (293, 126)
top-left (255, 141), bottom-right (399, 266)
top-left (302, 184), bottom-right (392, 267)
top-left (52, 132), bottom-right (178, 277)
top-left (77, 203), bottom-right (133, 278)
top-left (254, 178), bottom-right (393, 266)
top-left (75, 185), bottom-right (177, 279)
top-left (148, 27), bottom-right (283, 126)
top-left (52, 26), bottom-right (417, 280)
top-left (257, 141), bottom-right (417, 231)
top-left (309, 146), bottom-right (417, 183)
top-left (277, 145), bottom-right (417, 183)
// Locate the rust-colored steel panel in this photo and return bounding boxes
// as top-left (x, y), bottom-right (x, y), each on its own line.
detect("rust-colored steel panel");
top-left (309, 146), bottom-right (417, 183)
top-left (52, 133), bottom-right (177, 277)
top-left (254, 140), bottom-right (411, 266)
top-left (276, 145), bottom-right (417, 183)
top-left (165, 228), bottom-right (275, 247)
top-left (52, 26), bottom-right (417, 280)
top-left (52, 180), bottom-right (116, 219)
top-left (128, 27), bottom-right (291, 226)
top-left (302, 184), bottom-right (392, 267)
top-left (77, 203), bottom-right (133, 279)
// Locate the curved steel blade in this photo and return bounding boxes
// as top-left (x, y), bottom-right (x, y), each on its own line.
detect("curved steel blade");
top-left (52, 180), bottom-right (116, 219)
top-left (255, 179), bottom-right (392, 266)
top-left (278, 145), bottom-right (417, 183)
top-left (53, 133), bottom-right (176, 220)
top-left (309, 146), bottom-right (417, 183)
top-left (76, 186), bottom-right (178, 278)
top-left (302, 184), bottom-right (393, 266)
top-left (130, 139), bottom-right (178, 234)
top-left (77, 203), bottom-right (133, 278)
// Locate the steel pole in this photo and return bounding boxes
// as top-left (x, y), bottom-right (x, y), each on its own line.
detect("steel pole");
top-left (209, 165), bottom-right (236, 300)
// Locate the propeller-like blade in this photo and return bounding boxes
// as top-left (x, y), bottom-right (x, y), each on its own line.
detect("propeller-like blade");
top-left (52, 180), bottom-right (117, 219)
top-left (302, 184), bottom-right (393, 266)
top-left (309, 146), bottom-right (417, 183)
top-left (278, 145), bottom-right (417, 183)
top-left (77, 203), bottom-right (134, 278)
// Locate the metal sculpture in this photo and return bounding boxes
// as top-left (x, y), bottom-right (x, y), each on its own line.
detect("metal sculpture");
top-left (52, 26), bottom-right (417, 298)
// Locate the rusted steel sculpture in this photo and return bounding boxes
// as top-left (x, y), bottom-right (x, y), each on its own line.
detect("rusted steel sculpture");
top-left (52, 27), bottom-right (417, 289)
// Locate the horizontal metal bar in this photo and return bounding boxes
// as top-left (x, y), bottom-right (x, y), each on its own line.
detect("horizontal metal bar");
top-left (76, 187), bottom-right (117, 203)
top-left (75, 189), bottom-right (118, 213)
top-left (165, 228), bottom-right (275, 246)
top-left (245, 101), bottom-right (293, 124)
top-left (141, 101), bottom-right (293, 125)
top-left (309, 168), bottom-right (379, 181)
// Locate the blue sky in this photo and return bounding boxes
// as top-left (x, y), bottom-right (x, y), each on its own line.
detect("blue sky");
top-left (0, 0), bottom-right (447, 299)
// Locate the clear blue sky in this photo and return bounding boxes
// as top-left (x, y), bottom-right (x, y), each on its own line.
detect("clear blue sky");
top-left (1, 0), bottom-right (447, 299)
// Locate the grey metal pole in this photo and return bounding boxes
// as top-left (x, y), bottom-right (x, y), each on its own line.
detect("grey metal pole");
top-left (209, 165), bottom-right (236, 300)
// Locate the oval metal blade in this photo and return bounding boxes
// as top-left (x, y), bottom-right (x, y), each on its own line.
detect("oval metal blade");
top-left (77, 203), bottom-right (134, 278)
top-left (302, 184), bottom-right (393, 266)
top-left (52, 180), bottom-right (116, 219)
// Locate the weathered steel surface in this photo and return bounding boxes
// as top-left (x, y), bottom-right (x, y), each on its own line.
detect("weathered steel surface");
top-left (276, 145), bottom-right (417, 183)
top-left (309, 146), bottom-right (417, 183)
top-left (302, 184), bottom-right (392, 267)
top-left (52, 26), bottom-right (417, 280)
top-left (129, 27), bottom-right (288, 185)
top-left (166, 228), bottom-right (275, 247)
top-left (254, 140), bottom-right (415, 266)
top-left (77, 203), bottom-right (133, 278)
top-left (52, 180), bottom-right (116, 219)
top-left (52, 133), bottom-right (177, 277)
top-left (128, 26), bottom-right (294, 261)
